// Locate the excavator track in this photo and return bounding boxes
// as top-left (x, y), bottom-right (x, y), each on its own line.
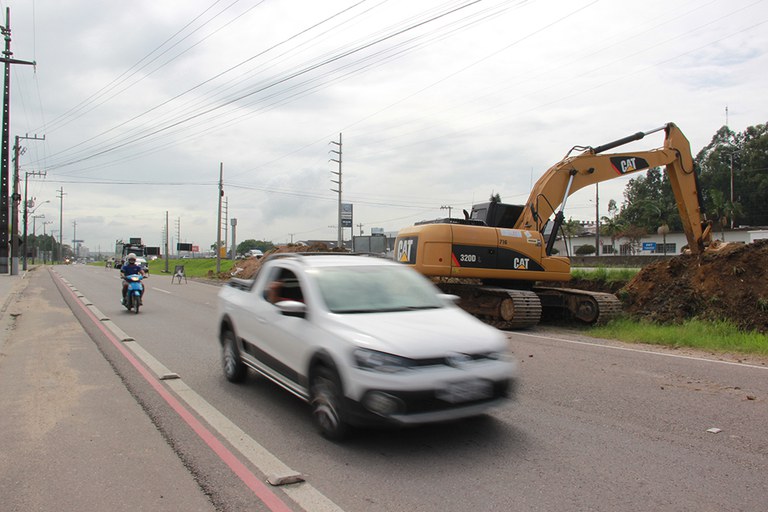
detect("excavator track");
top-left (533, 287), bottom-right (623, 324)
top-left (437, 283), bottom-right (542, 329)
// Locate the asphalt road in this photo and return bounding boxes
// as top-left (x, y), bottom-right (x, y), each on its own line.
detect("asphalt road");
top-left (52, 264), bottom-right (768, 511)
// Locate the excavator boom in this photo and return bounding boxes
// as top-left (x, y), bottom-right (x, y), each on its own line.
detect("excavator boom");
top-left (517, 122), bottom-right (711, 254)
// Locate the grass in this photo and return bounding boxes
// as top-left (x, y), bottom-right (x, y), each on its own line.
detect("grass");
top-left (571, 266), bottom-right (640, 282)
top-left (147, 258), bottom-right (234, 277)
top-left (589, 317), bottom-right (768, 356)
top-left (91, 257), bottom-right (235, 278)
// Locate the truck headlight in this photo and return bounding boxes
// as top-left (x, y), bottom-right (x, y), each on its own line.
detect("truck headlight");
top-left (354, 348), bottom-right (413, 373)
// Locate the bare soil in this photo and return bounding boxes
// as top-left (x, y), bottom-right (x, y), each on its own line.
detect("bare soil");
top-left (619, 239), bottom-right (768, 333)
top-left (225, 243), bottom-right (342, 280)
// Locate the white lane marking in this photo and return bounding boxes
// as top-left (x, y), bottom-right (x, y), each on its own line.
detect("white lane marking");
top-left (511, 331), bottom-right (768, 370)
top-left (152, 287), bottom-right (171, 294)
top-left (69, 275), bottom-right (344, 512)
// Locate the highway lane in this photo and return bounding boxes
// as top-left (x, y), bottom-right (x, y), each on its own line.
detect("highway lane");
top-left (55, 263), bottom-right (768, 512)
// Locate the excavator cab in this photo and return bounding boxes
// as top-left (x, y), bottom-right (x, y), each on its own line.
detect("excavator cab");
top-left (469, 202), bottom-right (526, 229)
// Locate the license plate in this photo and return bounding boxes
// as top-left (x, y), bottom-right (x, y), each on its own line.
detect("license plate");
top-left (436, 379), bottom-right (492, 404)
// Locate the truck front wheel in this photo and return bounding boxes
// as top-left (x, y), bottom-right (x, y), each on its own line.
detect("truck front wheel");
top-left (310, 365), bottom-right (348, 441)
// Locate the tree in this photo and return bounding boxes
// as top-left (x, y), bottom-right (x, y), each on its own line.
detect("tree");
top-left (600, 199), bottom-right (624, 255)
top-left (561, 217), bottom-right (582, 255)
top-left (489, 193), bottom-right (501, 203)
top-left (708, 189), bottom-right (744, 240)
top-left (236, 239), bottom-right (275, 256)
top-left (618, 225), bottom-right (647, 255)
top-left (696, 123), bottom-right (768, 227)
top-left (616, 168), bottom-right (681, 232)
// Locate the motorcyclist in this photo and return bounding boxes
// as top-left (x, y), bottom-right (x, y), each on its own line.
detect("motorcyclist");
top-left (120, 253), bottom-right (146, 304)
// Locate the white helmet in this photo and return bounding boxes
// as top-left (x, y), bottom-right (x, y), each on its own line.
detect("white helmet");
top-left (127, 253), bottom-right (137, 261)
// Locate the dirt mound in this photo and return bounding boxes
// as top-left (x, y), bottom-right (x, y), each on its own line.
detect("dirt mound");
top-left (620, 239), bottom-right (768, 333)
top-left (227, 243), bottom-right (345, 280)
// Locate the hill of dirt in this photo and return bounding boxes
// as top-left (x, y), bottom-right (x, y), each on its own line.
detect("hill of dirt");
top-left (620, 239), bottom-right (768, 333)
top-left (226, 243), bottom-right (342, 280)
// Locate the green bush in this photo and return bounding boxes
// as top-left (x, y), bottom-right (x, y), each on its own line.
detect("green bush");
top-left (575, 244), bottom-right (596, 255)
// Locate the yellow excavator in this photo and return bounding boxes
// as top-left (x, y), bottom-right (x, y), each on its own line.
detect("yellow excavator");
top-left (394, 122), bottom-right (712, 329)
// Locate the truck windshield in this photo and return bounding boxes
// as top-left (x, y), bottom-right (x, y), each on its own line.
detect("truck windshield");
top-left (312, 265), bottom-right (444, 314)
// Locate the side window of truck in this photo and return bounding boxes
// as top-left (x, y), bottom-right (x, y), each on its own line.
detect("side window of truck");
top-left (264, 269), bottom-right (305, 304)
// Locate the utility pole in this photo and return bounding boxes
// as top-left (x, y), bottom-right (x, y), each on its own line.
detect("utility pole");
top-left (440, 205), bottom-right (453, 218)
top-left (22, 168), bottom-right (46, 270)
top-left (357, 223), bottom-right (364, 236)
top-left (221, 196), bottom-right (229, 258)
top-left (216, 163), bottom-right (223, 273)
top-left (230, 218), bottom-right (237, 261)
top-left (0, 8), bottom-right (35, 274)
top-left (330, 133), bottom-right (342, 249)
top-left (164, 211), bottom-right (169, 273)
top-left (174, 217), bottom-right (181, 258)
top-left (42, 220), bottom-right (52, 264)
top-left (72, 220), bottom-right (77, 260)
top-left (57, 187), bottom-right (65, 263)
top-left (595, 183), bottom-right (600, 257)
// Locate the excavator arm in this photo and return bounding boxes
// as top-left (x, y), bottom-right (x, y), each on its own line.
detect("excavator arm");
top-left (515, 123), bottom-right (712, 254)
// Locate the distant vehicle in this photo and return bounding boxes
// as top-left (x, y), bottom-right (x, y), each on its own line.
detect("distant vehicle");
top-left (135, 257), bottom-right (149, 274)
top-left (247, 249), bottom-right (264, 258)
top-left (217, 253), bottom-right (516, 440)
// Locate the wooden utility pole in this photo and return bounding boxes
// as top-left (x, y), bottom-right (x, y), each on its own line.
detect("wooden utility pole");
top-left (22, 168), bottom-right (47, 270)
top-left (0, 8), bottom-right (35, 274)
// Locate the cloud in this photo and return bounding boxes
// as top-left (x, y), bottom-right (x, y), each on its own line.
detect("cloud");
top-left (6, 0), bottom-right (767, 254)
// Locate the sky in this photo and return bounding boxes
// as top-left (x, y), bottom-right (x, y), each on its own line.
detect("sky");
top-left (4, 0), bottom-right (767, 255)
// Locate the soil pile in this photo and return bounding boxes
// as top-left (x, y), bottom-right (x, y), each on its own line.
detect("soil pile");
top-left (225, 243), bottom-right (343, 280)
top-left (620, 239), bottom-right (768, 333)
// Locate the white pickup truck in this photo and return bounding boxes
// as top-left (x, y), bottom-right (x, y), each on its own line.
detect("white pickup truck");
top-left (217, 253), bottom-right (516, 440)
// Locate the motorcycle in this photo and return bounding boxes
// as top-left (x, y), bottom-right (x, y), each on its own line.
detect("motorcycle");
top-left (122, 274), bottom-right (144, 314)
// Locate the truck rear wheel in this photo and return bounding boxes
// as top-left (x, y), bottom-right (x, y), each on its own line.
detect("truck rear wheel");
top-left (222, 330), bottom-right (246, 383)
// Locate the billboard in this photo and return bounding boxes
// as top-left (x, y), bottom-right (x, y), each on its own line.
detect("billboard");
top-left (341, 203), bottom-right (353, 228)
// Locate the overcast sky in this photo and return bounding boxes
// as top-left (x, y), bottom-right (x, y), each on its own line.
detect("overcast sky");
top-left (4, 0), bottom-right (767, 255)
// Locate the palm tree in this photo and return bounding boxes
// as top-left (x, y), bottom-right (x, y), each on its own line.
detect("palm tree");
top-left (600, 199), bottom-right (623, 255)
top-left (709, 189), bottom-right (744, 241)
top-left (561, 217), bottom-right (582, 255)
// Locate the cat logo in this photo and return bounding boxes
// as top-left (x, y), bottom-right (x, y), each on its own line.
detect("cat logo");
top-left (396, 237), bottom-right (417, 264)
top-left (514, 257), bottom-right (530, 270)
top-left (610, 156), bottom-right (650, 175)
